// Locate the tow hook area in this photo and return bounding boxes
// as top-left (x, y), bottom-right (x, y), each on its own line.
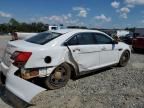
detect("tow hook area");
top-left (20, 68), bottom-right (39, 80)
top-left (16, 67), bottom-right (54, 80)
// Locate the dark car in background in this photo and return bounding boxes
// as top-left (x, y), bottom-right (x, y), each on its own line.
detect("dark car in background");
top-left (132, 35), bottom-right (144, 52)
top-left (119, 34), bottom-right (133, 45)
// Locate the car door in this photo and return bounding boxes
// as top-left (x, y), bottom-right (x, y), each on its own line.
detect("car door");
top-left (66, 33), bottom-right (101, 72)
top-left (93, 33), bottom-right (119, 67)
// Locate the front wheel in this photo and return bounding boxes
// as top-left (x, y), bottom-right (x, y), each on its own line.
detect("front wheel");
top-left (45, 63), bottom-right (71, 90)
top-left (118, 51), bottom-right (130, 67)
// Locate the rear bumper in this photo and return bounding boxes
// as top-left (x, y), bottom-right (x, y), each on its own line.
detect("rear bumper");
top-left (0, 84), bottom-right (30, 107)
top-left (0, 63), bottom-right (46, 104)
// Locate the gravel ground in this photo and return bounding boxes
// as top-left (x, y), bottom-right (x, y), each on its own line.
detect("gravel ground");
top-left (0, 36), bottom-right (144, 108)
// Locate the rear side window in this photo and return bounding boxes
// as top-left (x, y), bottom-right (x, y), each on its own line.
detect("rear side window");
top-left (93, 33), bottom-right (113, 44)
top-left (67, 36), bottom-right (78, 45)
top-left (67, 33), bottom-right (96, 45)
top-left (26, 32), bottom-right (62, 45)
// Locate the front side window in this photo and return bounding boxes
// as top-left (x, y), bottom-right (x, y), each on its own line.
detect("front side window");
top-left (26, 32), bottom-right (62, 45)
top-left (94, 33), bottom-right (113, 44)
top-left (77, 33), bottom-right (96, 45)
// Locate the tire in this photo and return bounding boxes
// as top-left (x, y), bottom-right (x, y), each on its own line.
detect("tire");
top-left (45, 63), bottom-right (71, 90)
top-left (0, 73), bottom-right (3, 85)
top-left (118, 50), bottom-right (130, 67)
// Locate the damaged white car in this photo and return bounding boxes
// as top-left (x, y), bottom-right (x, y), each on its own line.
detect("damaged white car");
top-left (0, 29), bottom-right (131, 104)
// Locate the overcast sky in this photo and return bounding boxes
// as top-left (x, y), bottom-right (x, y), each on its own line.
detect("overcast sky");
top-left (0, 0), bottom-right (144, 28)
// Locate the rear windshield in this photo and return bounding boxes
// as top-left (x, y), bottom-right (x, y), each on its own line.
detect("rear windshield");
top-left (25, 32), bottom-right (62, 45)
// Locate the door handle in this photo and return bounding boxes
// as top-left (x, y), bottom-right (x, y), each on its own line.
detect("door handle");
top-left (73, 48), bottom-right (80, 52)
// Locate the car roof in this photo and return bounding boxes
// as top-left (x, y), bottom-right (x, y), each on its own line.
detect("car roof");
top-left (50, 29), bottom-right (104, 34)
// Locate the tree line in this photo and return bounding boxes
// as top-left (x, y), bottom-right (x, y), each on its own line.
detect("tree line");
top-left (0, 18), bottom-right (48, 33)
top-left (0, 18), bottom-right (136, 33)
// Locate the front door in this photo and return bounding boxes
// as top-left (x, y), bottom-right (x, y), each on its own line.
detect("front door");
top-left (67, 33), bottom-right (101, 72)
top-left (93, 33), bottom-right (119, 66)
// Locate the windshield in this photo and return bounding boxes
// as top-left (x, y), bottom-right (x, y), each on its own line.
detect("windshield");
top-left (25, 32), bottom-right (62, 45)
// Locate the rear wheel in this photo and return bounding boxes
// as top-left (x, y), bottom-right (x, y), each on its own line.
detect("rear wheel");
top-left (45, 63), bottom-right (71, 89)
top-left (118, 51), bottom-right (130, 67)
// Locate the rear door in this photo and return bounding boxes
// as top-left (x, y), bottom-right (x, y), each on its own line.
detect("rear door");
top-left (67, 33), bottom-right (101, 72)
top-left (93, 33), bottom-right (119, 66)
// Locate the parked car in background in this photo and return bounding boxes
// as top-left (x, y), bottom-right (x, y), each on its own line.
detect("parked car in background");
top-left (132, 35), bottom-right (144, 52)
top-left (9, 32), bottom-right (38, 40)
top-left (0, 29), bottom-right (131, 104)
top-left (119, 34), bottom-right (133, 45)
top-left (15, 32), bottom-right (38, 40)
top-left (117, 30), bottom-right (130, 37)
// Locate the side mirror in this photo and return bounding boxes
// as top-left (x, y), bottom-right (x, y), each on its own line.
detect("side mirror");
top-left (63, 42), bottom-right (68, 46)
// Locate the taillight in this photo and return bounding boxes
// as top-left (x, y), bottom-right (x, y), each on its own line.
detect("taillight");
top-left (11, 51), bottom-right (32, 67)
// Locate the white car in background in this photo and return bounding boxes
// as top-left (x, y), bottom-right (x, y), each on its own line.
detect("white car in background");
top-left (0, 29), bottom-right (131, 104)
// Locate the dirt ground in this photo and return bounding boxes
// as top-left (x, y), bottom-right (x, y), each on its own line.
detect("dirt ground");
top-left (0, 36), bottom-right (144, 108)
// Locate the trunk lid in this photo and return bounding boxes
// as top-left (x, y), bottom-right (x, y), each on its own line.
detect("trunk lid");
top-left (2, 40), bottom-right (41, 67)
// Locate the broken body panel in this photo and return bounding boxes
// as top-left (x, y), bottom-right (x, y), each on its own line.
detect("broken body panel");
top-left (0, 39), bottom-right (74, 104)
top-left (4, 65), bottom-right (46, 103)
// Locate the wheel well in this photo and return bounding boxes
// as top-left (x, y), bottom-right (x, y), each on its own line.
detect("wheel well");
top-left (121, 50), bottom-right (130, 56)
top-left (53, 62), bottom-right (77, 79)
top-left (63, 62), bottom-right (77, 79)
top-left (119, 49), bottom-right (130, 62)
top-left (125, 50), bottom-right (130, 56)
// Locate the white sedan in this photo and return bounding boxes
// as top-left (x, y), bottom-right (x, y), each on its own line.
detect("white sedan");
top-left (0, 29), bottom-right (131, 103)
